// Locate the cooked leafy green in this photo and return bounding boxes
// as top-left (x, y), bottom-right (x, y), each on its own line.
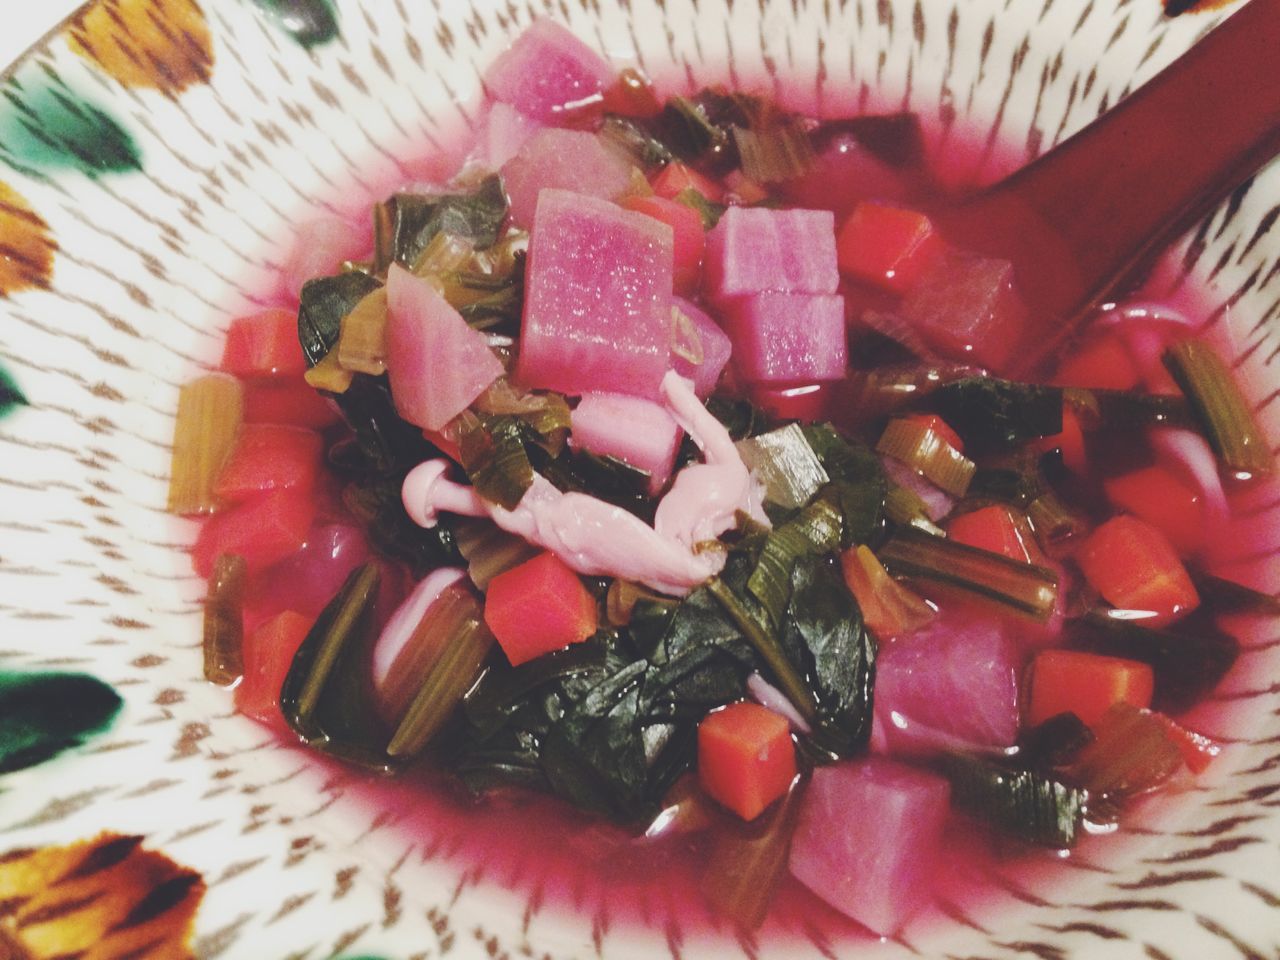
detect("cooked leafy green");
top-left (372, 175), bottom-right (508, 272)
top-left (800, 424), bottom-right (887, 547)
top-left (939, 753), bottom-right (1085, 848)
top-left (297, 272), bottom-right (383, 366)
top-left (457, 413), bottom-right (535, 511)
top-left (926, 377), bottom-right (1063, 453)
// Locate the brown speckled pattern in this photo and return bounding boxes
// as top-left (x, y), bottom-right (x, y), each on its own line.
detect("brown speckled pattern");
top-left (1, 1), bottom-right (1279, 958)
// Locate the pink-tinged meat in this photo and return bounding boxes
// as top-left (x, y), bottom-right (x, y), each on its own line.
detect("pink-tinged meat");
top-left (483, 18), bottom-right (612, 122)
top-left (874, 612), bottom-right (1022, 755)
top-left (384, 265), bottom-right (504, 431)
top-left (900, 249), bottom-right (1028, 372)
top-left (670, 297), bottom-right (732, 397)
top-left (482, 101), bottom-right (543, 169)
top-left (789, 758), bottom-right (950, 935)
top-left (501, 128), bottom-right (635, 229)
top-left (283, 216), bottom-right (373, 298)
top-left (570, 392), bottom-right (683, 494)
top-left (516, 189), bottom-right (674, 398)
top-left (702, 207), bottom-right (839, 302)
top-left (719, 293), bottom-right (847, 383)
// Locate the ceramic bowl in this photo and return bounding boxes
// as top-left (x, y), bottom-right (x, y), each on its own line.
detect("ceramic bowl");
top-left (1, 1), bottom-right (1278, 957)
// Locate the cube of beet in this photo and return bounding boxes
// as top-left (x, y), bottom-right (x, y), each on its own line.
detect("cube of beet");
top-left (703, 207), bottom-right (839, 301)
top-left (501, 128), bottom-right (636, 228)
top-left (719, 293), bottom-right (847, 383)
top-left (517, 189), bottom-right (674, 398)
top-left (874, 612), bottom-right (1021, 755)
top-left (670, 296), bottom-right (732, 397)
top-left (900, 250), bottom-right (1028, 372)
top-left (483, 18), bottom-right (612, 122)
top-left (570, 392), bottom-right (683, 494)
top-left (789, 758), bottom-right (950, 935)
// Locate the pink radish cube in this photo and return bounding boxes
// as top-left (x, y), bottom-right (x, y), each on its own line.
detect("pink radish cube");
top-left (483, 102), bottom-right (543, 169)
top-left (384, 265), bottom-right (504, 431)
top-left (570, 393), bottom-right (683, 494)
top-left (483, 18), bottom-right (612, 122)
top-left (670, 296), bottom-right (732, 398)
top-left (901, 250), bottom-right (1028, 372)
top-left (790, 758), bottom-right (950, 935)
top-left (875, 612), bottom-right (1021, 754)
top-left (501, 128), bottom-right (636, 229)
top-left (720, 293), bottom-right (847, 383)
top-left (517, 189), bottom-right (674, 399)
top-left (703, 207), bottom-right (839, 302)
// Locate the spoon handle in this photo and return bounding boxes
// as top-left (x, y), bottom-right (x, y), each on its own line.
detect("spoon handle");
top-left (939, 0), bottom-right (1280, 375)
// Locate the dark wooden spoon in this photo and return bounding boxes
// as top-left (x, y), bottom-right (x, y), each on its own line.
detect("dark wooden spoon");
top-left (933, 0), bottom-right (1280, 378)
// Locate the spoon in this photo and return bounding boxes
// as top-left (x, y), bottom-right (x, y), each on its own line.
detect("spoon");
top-left (933, 0), bottom-right (1280, 378)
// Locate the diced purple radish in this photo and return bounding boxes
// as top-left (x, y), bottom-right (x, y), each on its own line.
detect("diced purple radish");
top-left (283, 216), bottom-right (372, 298)
top-left (879, 456), bottom-right (955, 522)
top-left (483, 18), bottom-right (612, 122)
top-left (874, 611), bottom-right (1021, 755)
top-left (570, 392), bottom-right (683, 494)
top-left (702, 207), bottom-right (839, 302)
top-left (789, 758), bottom-right (950, 935)
top-left (670, 296), bottom-right (732, 398)
top-left (719, 293), bottom-right (847, 384)
top-left (482, 102), bottom-right (543, 169)
top-left (900, 249), bottom-right (1028, 372)
top-left (516, 189), bottom-right (674, 399)
top-left (384, 265), bottom-right (504, 431)
top-left (501, 128), bottom-right (636, 229)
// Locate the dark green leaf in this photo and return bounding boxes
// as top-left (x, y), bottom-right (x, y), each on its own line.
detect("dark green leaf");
top-left (458, 414), bottom-right (535, 511)
top-left (939, 753), bottom-right (1084, 848)
top-left (600, 114), bottom-right (674, 168)
top-left (674, 187), bottom-right (726, 230)
top-left (297, 272), bottom-right (383, 367)
top-left (800, 424), bottom-right (886, 546)
top-left (748, 498), bottom-right (844, 627)
top-left (927, 377), bottom-right (1063, 453)
top-left (374, 176), bottom-right (508, 272)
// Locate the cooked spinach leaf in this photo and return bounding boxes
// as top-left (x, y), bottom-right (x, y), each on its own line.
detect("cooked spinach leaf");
top-left (373, 175), bottom-right (508, 271)
top-left (297, 271), bottom-right (383, 366)
top-left (939, 753), bottom-right (1084, 848)
top-left (926, 377), bottom-right (1063, 453)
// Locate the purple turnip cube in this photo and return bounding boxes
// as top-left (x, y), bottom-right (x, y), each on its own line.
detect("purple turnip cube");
top-left (570, 392), bottom-right (683, 494)
top-left (501, 128), bottom-right (636, 229)
top-left (789, 758), bottom-right (950, 935)
top-left (483, 18), bottom-right (612, 122)
top-left (516, 189), bottom-right (674, 399)
top-left (670, 296), bottom-right (732, 398)
top-left (719, 293), bottom-right (847, 383)
top-left (703, 206), bottom-right (839, 302)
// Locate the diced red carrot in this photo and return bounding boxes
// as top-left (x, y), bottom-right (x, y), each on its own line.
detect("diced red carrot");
top-left (947, 504), bottom-right (1043, 565)
top-left (622, 194), bottom-right (706, 295)
top-left (1051, 330), bottom-right (1140, 391)
top-left (1027, 649), bottom-right (1155, 729)
top-left (1155, 713), bottom-right (1222, 774)
top-left (214, 423), bottom-right (323, 503)
top-left (1076, 515), bottom-right (1200, 625)
top-left (191, 488), bottom-right (316, 578)
top-left (840, 545), bottom-right (935, 642)
top-left (836, 202), bottom-right (943, 295)
top-left (242, 379), bottom-right (341, 429)
top-left (899, 413), bottom-right (964, 454)
top-left (723, 169), bottom-right (769, 205)
top-left (653, 161), bottom-right (724, 203)
top-left (482, 551), bottom-right (599, 666)
top-left (1103, 464), bottom-right (1206, 557)
top-left (220, 308), bottom-right (308, 379)
top-left (235, 609), bottom-right (311, 732)
top-left (698, 701), bottom-right (796, 821)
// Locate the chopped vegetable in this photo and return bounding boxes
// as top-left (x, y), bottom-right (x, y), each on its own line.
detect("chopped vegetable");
top-left (501, 128), bottom-right (635, 228)
top-left (482, 18), bottom-right (611, 122)
top-left (213, 423), bottom-right (323, 503)
top-left (371, 177), bottom-right (508, 273)
top-left (839, 544), bottom-right (935, 640)
top-left (202, 554), bottom-right (246, 687)
top-left (939, 753), bottom-right (1084, 848)
top-left (697, 701), bottom-right (797, 820)
top-left (652, 160), bottom-right (725, 203)
top-left (1163, 340), bottom-right (1273, 479)
top-left (191, 487), bottom-right (315, 578)
top-left (836, 202), bottom-right (942, 294)
top-left (622, 194), bottom-right (706, 294)
top-left (1026, 649), bottom-right (1154, 730)
top-left (1155, 713), bottom-right (1222, 774)
top-left (570, 392), bottom-right (683, 495)
top-left (877, 526), bottom-right (1058, 622)
top-left (1051, 329), bottom-right (1140, 391)
top-left (1068, 703), bottom-right (1183, 799)
top-left (336, 287), bottom-right (390, 375)
top-left (946, 504), bottom-right (1042, 564)
top-left (876, 415), bottom-right (976, 497)
top-left (221, 308), bottom-right (307, 378)
top-left (236, 609), bottom-right (311, 733)
top-left (735, 424), bottom-right (830, 510)
top-left (926, 376), bottom-right (1062, 453)
top-left (719, 293), bottom-right (848, 383)
top-left (731, 116), bottom-right (815, 183)
top-left (296, 271), bottom-right (383, 367)
top-left (1103, 463), bottom-right (1206, 556)
top-left (702, 206), bottom-right (838, 301)
top-left (483, 551), bottom-right (600, 666)
top-left (1076, 515), bottom-right (1200, 626)
top-left (669, 297), bottom-right (732, 398)
top-left (242, 379), bottom-right (340, 429)
top-left (167, 373), bottom-right (244, 515)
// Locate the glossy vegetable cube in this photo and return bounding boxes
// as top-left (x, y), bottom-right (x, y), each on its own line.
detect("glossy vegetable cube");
top-left (214, 423), bottom-right (323, 503)
top-left (236, 609), bottom-right (311, 732)
top-left (719, 293), bottom-right (847, 383)
top-left (697, 701), bottom-right (796, 821)
top-left (1076, 514), bottom-right (1200, 625)
top-left (836, 202), bottom-right (942, 294)
top-left (242, 379), bottom-right (340, 429)
top-left (516, 189), bottom-right (674, 398)
top-left (384, 264), bottom-right (504, 431)
top-left (1027, 649), bottom-right (1154, 729)
top-left (221, 308), bottom-right (308, 378)
top-left (191, 488), bottom-right (316, 578)
top-left (570, 392), bottom-right (683, 494)
top-left (1104, 465), bottom-right (1206, 557)
top-left (652, 161), bottom-right (724, 203)
top-left (900, 249), bottom-right (1027, 371)
top-left (622, 194), bottom-right (706, 294)
top-left (947, 504), bottom-right (1042, 565)
top-left (789, 758), bottom-right (950, 935)
top-left (670, 296), bottom-right (732, 398)
top-left (501, 128), bottom-right (636, 228)
top-left (483, 551), bottom-right (599, 666)
top-left (702, 207), bottom-right (839, 302)
top-left (482, 18), bottom-right (612, 122)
